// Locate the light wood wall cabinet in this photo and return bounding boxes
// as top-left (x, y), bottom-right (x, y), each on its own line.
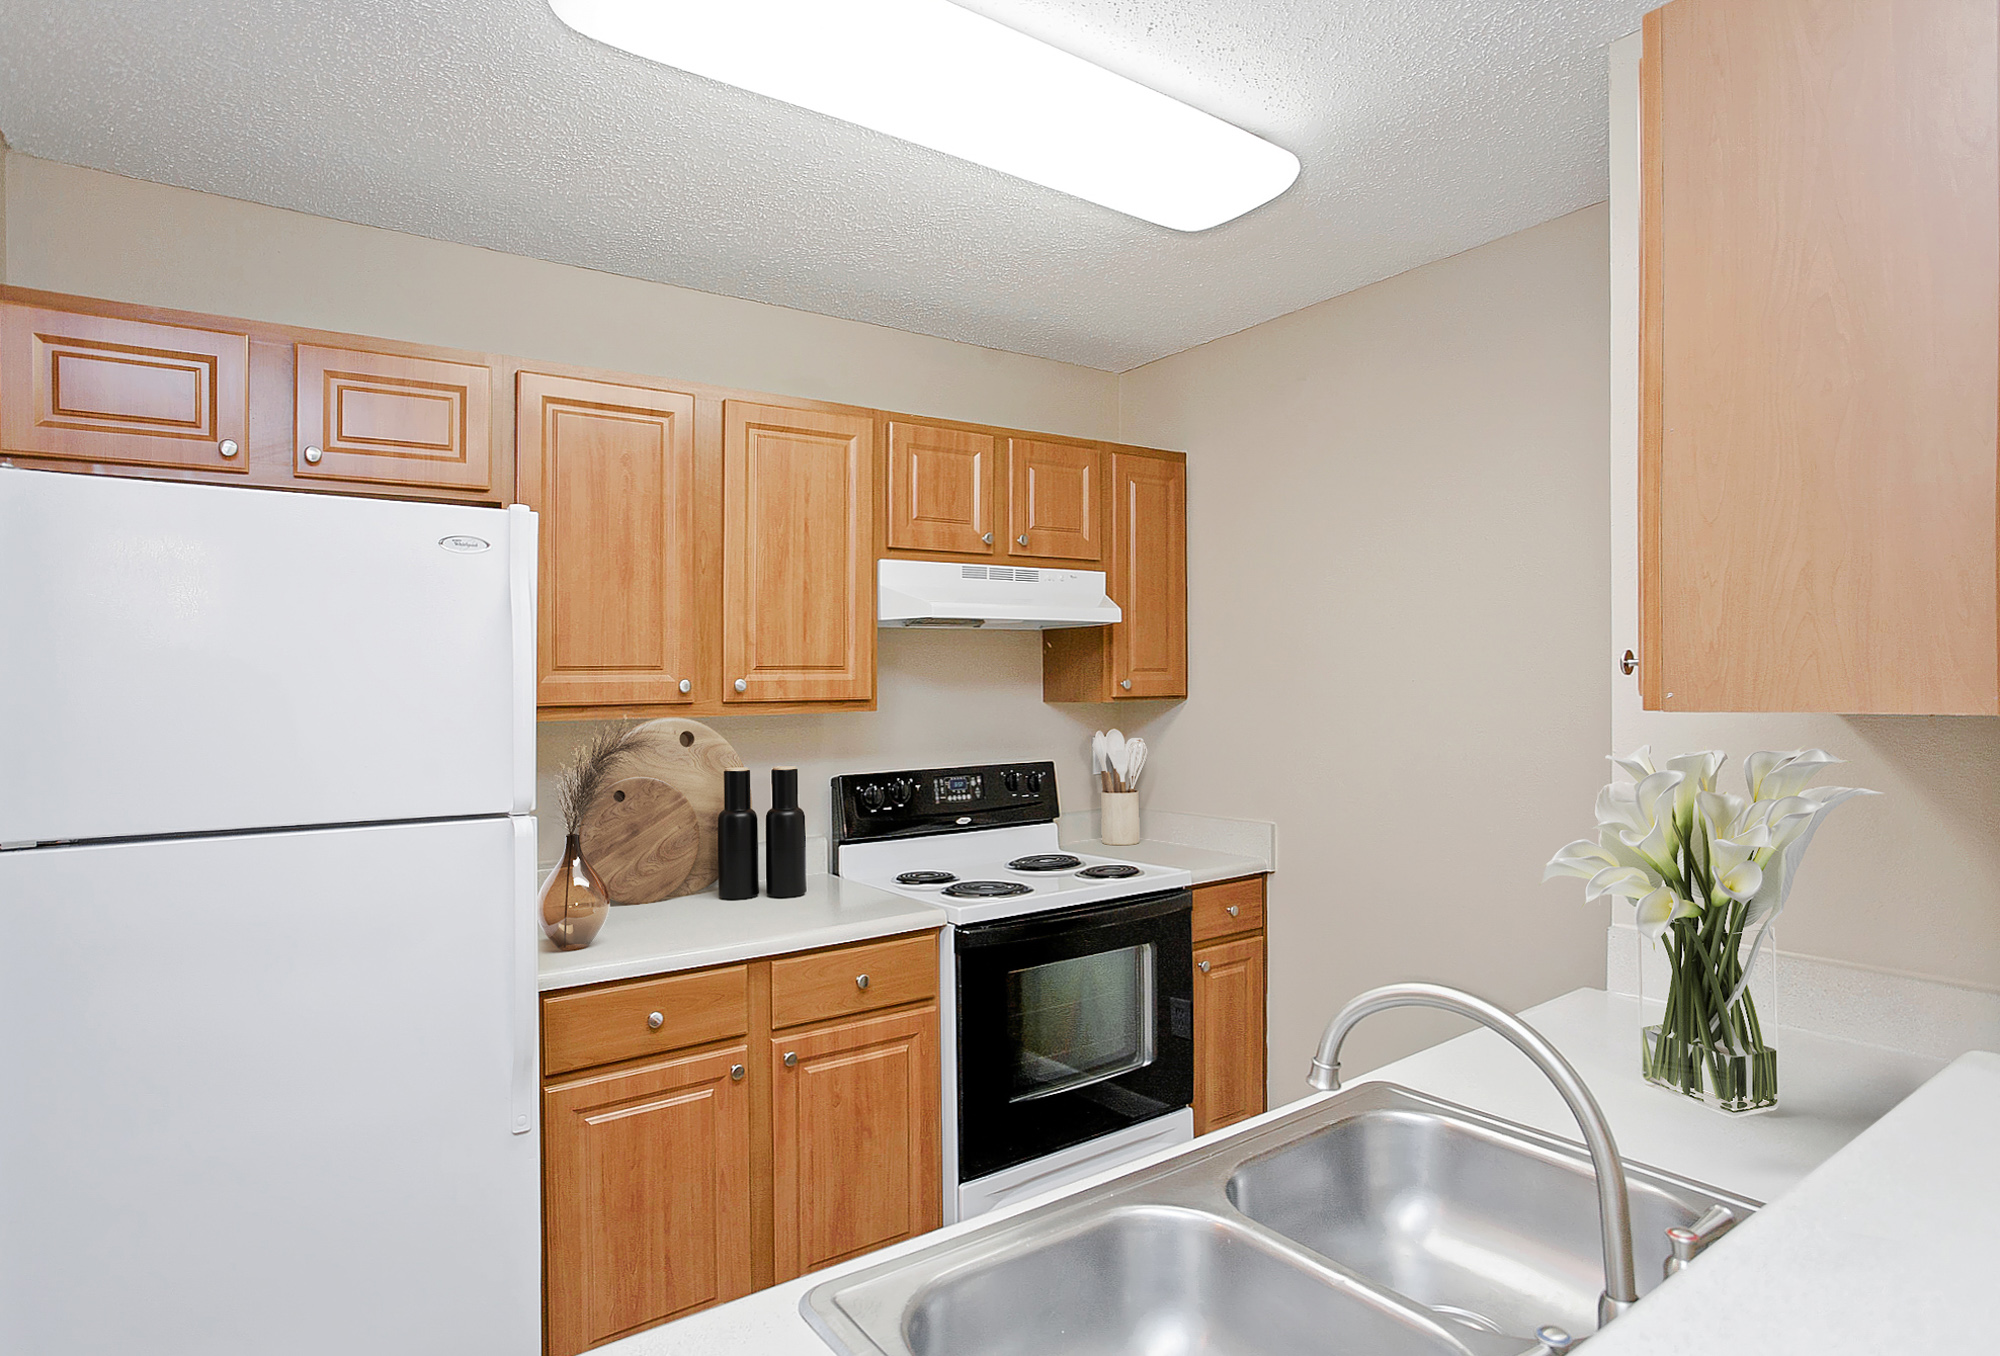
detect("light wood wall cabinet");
top-left (1043, 449), bottom-right (1189, 702)
top-left (723, 401), bottom-right (876, 704)
top-left (1639, 0), bottom-right (2000, 714)
top-left (540, 931), bottom-right (941, 1354)
top-left (885, 420), bottom-right (994, 555)
top-left (294, 344), bottom-right (493, 492)
top-left (0, 304), bottom-right (252, 474)
top-left (517, 373), bottom-right (699, 708)
top-left (1006, 436), bottom-right (1101, 561)
top-left (1191, 875), bottom-right (1267, 1136)
top-left (0, 288), bottom-right (509, 504)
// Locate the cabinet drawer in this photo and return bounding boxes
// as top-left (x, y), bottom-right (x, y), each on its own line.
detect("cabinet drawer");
top-left (770, 932), bottom-right (936, 1029)
top-left (1192, 876), bottom-right (1265, 943)
top-left (542, 965), bottom-right (750, 1077)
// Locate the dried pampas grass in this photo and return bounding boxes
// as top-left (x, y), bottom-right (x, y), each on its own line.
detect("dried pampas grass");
top-left (556, 724), bottom-right (652, 834)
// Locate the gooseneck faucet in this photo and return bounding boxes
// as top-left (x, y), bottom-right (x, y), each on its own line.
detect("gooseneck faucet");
top-left (1308, 983), bottom-right (1639, 1328)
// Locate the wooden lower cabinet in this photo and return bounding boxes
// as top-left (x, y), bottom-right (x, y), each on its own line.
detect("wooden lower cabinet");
top-left (540, 932), bottom-right (941, 1353)
top-left (771, 1006), bottom-right (942, 1282)
top-left (1190, 876), bottom-right (1268, 1136)
top-left (542, 1046), bottom-right (754, 1355)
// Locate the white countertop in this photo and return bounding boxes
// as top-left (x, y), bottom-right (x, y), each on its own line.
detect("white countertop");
top-left (604, 986), bottom-right (1950, 1354)
top-left (1057, 836), bottom-right (1269, 887)
top-left (538, 875), bottom-right (944, 992)
top-left (1583, 1048), bottom-right (2000, 1355)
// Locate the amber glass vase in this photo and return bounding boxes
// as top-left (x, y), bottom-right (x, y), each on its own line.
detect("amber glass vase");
top-left (540, 833), bottom-right (609, 951)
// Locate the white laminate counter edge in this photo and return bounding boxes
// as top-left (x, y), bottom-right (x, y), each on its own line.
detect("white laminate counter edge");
top-left (537, 875), bottom-right (946, 991)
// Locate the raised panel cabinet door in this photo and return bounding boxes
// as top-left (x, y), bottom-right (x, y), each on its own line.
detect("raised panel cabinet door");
top-left (1006, 437), bottom-right (1101, 561)
top-left (1110, 452), bottom-right (1188, 699)
top-left (517, 373), bottom-right (699, 708)
top-left (1193, 936), bottom-right (1265, 1136)
top-left (0, 304), bottom-right (250, 473)
top-left (886, 421), bottom-right (994, 555)
top-left (722, 401), bottom-right (875, 703)
top-left (1640, 0), bottom-right (1999, 714)
top-left (770, 1005), bottom-right (941, 1282)
top-left (294, 343), bottom-right (494, 493)
top-left (543, 1045), bottom-right (753, 1356)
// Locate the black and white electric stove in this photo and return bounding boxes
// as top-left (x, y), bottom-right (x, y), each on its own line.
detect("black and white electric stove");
top-left (832, 761), bottom-right (1196, 1223)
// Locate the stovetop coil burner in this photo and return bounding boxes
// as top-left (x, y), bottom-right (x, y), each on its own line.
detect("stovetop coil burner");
top-left (896, 871), bottom-right (959, 886)
top-left (942, 880), bottom-right (1034, 898)
top-left (1007, 854), bottom-right (1085, 872)
top-left (1076, 863), bottom-right (1143, 879)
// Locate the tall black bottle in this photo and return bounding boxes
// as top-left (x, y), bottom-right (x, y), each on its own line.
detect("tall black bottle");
top-left (717, 768), bottom-right (758, 900)
top-left (765, 767), bottom-right (807, 899)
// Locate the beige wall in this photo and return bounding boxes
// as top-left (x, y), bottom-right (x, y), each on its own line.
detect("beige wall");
top-left (1607, 35), bottom-right (2000, 992)
top-left (0, 151), bottom-right (1166, 867)
top-left (1118, 205), bottom-right (1615, 1092)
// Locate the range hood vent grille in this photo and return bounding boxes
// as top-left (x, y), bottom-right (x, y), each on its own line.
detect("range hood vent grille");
top-left (960, 565), bottom-right (1041, 583)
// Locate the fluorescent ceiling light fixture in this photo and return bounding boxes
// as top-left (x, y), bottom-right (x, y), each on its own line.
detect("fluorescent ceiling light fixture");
top-left (548, 0), bottom-right (1300, 231)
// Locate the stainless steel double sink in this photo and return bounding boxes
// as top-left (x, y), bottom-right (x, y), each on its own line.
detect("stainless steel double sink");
top-left (802, 1083), bottom-right (1758, 1356)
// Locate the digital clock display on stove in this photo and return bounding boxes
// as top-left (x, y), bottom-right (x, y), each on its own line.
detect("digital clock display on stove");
top-left (934, 773), bottom-right (982, 803)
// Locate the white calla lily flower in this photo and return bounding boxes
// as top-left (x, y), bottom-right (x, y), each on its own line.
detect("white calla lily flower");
top-left (1609, 746), bottom-right (1657, 783)
top-left (1635, 886), bottom-right (1698, 942)
top-left (1584, 865), bottom-right (1663, 903)
top-left (1707, 836), bottom-right (1765, 903)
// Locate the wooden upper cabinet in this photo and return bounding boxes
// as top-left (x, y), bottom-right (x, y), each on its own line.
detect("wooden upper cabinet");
top-left (294, 343), bottom-right (493, 493)
top-left (1006, 437), bottom-right (1101, 561)
top-left (723, 401), bottom-right (875, 704)
top-left (543, 1046), bottom-right (754, 1356)
top-left (885, 420), bottom-right (994, 555)
top-left (770, 1005), bottom-right (941, 1283)
top-left (1640, 0), bottom-right (2000, 714)
top-left (0, 304), bottom-right (250, 473)
top-left (518, 373), bottom-right (699, 708)
top-left (1110, 452), bottom-right (1187, 699)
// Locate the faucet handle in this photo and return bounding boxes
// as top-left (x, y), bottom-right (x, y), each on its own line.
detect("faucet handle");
top-left (1664, 1204), bottom-right (1738, 1277)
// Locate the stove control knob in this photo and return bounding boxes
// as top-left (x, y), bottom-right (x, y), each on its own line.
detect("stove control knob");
top-left (890, 779), bottom-right (915, 808)
top-left (1002, 770), bottom-right (1020, 793)
top-left (859, 784), bottom-right (885, 811)
top-left (1025, 770), bottom-right (1045, 794)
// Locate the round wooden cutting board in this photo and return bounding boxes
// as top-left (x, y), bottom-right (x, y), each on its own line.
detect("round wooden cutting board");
top-left (577, 719), bottom-right (745, 904)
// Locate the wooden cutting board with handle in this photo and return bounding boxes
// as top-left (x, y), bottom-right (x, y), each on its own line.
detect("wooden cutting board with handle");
top-left (578, 719), bottom-right (746, 904)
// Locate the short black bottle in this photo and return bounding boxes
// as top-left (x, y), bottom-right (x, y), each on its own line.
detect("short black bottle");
top-left (766, 767), bottom-right (807, 899)
top-left (717, 768), bottom-right (758, 900)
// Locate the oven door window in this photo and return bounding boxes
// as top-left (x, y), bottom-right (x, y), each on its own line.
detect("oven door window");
top-left (1007, 944), bottom-right (1154, 1102)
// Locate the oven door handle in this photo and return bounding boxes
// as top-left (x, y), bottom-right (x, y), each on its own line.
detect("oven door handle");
top-left (952, 887), bottom-right (1192, 950)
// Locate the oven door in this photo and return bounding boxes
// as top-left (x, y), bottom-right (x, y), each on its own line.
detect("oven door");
top-left (954, 889), bottom-right (1193, 1184)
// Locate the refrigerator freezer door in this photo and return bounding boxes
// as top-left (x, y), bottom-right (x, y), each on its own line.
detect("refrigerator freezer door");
top-left (0, 469), bottom-right (537, 844)
top-left (0, 818), bottom-right (540, 1356)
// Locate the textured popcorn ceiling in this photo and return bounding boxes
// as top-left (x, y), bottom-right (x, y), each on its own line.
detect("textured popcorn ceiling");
top-left (0, 0), bottom-right (1647, 371)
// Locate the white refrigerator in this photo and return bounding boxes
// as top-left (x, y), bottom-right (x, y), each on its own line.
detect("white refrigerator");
top-left (0, 468), bottom-right (542, 1354)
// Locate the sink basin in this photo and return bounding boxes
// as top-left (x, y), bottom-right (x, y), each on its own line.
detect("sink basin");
top-left (802, 1083), bottom-right (1758, 1356)
top-left (898, 1205), bottom-right (1479, 1356)
top-left (1226, 1107), bottom-right (1709, 1337)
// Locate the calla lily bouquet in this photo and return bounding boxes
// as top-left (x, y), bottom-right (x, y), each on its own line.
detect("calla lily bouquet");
top-left (1547, 748), bottom-right (1876, 1112)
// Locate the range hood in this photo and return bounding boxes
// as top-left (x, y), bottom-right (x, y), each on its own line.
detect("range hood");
top-left (878, 559), bottom-right (1122, 629)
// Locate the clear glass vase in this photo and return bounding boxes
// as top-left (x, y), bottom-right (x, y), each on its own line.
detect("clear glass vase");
top-left (1638, 916), bottom-right (1778, 1114)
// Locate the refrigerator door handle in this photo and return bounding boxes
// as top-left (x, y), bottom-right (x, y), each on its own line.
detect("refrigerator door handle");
top-left (507, 504), bottom-right (539, 817)
top-left (510, 816), bottom-right (539, 1135)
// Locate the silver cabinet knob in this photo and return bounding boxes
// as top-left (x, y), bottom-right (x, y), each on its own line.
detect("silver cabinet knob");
top-left (1016, 534), bottom-right (1030, 546)
top-left (1120, 679), bottom-right (1133, 690)
top-left (303, 445), bottom-right (324, 465)
top-left (783, 1051), bottom-right (798, 1068)
top-left (982, 532), bottom-right (994, 544)
top-left (678, 678), bottom-right (692, 694)
top-left (734, 678), bottom-right (748, 693)
top-left (1197, 960), bottom-right (1211, 974)
top-left (646, 1011), bottom-right (664, 1030)
top-left (217, 438), bottom-right (239, 459)
top-left (855, 974), bottom-right (870, 990)
top-left (1225, 905), bottom-right (1239, 917)
top-left (730, 1064), bottom-right (745, 1082)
